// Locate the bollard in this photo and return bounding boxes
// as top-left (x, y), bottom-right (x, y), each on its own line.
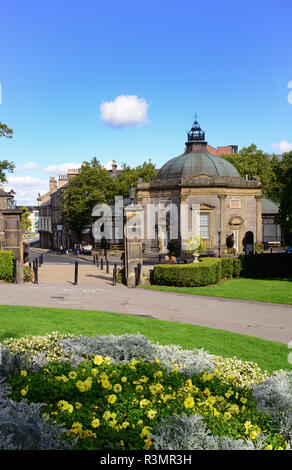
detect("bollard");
top-left (13, 259), bottom-right (17, 284)
top-left (96, 256), bottom-right (99, 268)
top-left (136, 263), bottom-right (141, 286)
top-left (113, 263), bottom-right (117, 286)
top-left (74, 261), bottom-right (78, 285)
top-left (35, 257), bottom-right (38, 268)
top-left (106, 259), bottom-right (109, 274)
top-left (39, 256), bottom-right (42, 267)
top-left (100, 258), bottom-right (103, 270)
top-left (40, 254), bottom-right (44, 265)
top-left (34, 262), bottom-right (38, 284)
top-left (93, 254), bottom-right (96, 264)
top-left (29, 262), bottom-right (31, 269)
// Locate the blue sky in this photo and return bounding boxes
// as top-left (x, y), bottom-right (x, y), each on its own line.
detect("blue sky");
top-left (0, 0), bottom-right (292, 204)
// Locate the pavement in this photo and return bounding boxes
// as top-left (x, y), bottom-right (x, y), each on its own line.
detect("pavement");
top-left (0, 278), bottom-right (291, 344)
top-left (2, 240), bottom-right (291, 344)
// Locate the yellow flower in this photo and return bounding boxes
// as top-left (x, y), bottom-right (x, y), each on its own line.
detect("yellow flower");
top-left (103, 411), bottom-right (111, 420)
top-left (109, 419), bottom-right (117, 428)
top-left (21, 370), bottom-right (27, 377)
top-left (137, 419), bottom-right (143, 426)
top-left (136, 385), bottom-right (143, 393)
top-left (20, 388), bottom-right (28, 397)
top-left (140, 399), bottom-right (150, 408)
top-left (69, 371), bottom-right (77, 380)
top-left (240, 397), bottom-right (247, 404)
top-left (154, 371), bottom-right (163, 378)
top-left (147, 410), bottom-right (157, 420)
top-left (113, 384), bottom-right (122, 393)
top-left (107, 394), bottom-right (117, 404)
top-left (121, 376), bottom-right (127, 383)
top-left (91, 368), bottom-right (99, 376)
top-left (244, 421), bottom-right (253, 434)
top-left (75, 402), bottom-right (82, 410)
top-left (120, 440), bottom-right (124, 446)
top-left (104, 356), bottom-right (111, 364)
top-left (93, 355), bottom-right (103, 365)
top-left (225, 389), bottom-right (234, 399)
top-left (250, 430), bottom-right (259, 440)
top-left (184, 396), bottom-right (195, 409)
top-left (265, 445), bottom-right (273, 450)
top-left (144, 437), bottom-right (152, 450)
top-left (140, 426), bottom-right (152, 438)
top-left (122, 421), bottom-right (130, 429)
top-left (92, 418), bottom-right (100, 428)
top-left (101, 379), bottom-right (111, 389)
top-left (224, 412), bottom-right (232, 420)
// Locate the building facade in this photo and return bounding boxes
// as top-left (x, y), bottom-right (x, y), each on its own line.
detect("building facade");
top-left (136, 119), bottom-right (262, 256)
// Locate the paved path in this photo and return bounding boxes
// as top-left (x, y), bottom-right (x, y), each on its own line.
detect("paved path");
top-left (0, 281), bottom-right (291, 344)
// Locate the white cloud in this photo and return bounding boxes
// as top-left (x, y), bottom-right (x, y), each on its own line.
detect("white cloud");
top-left (100, 95), bottom-right (149, 128)
top-left (15, 162), bottom-right (40, 172)
top-left (43, 162), bottom-right (81, 174)
top-left (271, 140), bottom-right (292, 154)
top-left (4, 176), bottom-right (49, 205)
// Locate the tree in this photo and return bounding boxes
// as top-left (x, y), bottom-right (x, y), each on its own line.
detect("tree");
top-left (20, 207), bottom-right (32, 234)
top-left (275, 153), bottom-right (292, 243)
top-left (0, 122), bottom-right (15, 183)
top-left (0, 122), bottom-right (13, 139)
top-left (221, 144), bottom-right (282, 202)
top-left (113, 159), bottom-right (157, 198)
top-left (61, 158), bottom-right (115, 236)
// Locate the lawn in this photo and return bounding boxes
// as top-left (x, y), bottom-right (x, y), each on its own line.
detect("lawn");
top-left (0, 304), bottom-right (290, 374)
top-left (140, 277), bottom-right (292, 305)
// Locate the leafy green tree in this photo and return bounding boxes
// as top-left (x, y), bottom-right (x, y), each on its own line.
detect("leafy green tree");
top-left (61, 159), bottom-right (115, 236)
top-left (0, 122), bottom-right (15, 183)
top-left (275, 153), bottom-right (292, 243)
top-left (113, 159), bottom-right (157, 198)
top-left (20, 207), bottom-right (32, 234)
top-left (0, 122), bottom-right (13, 138)
top-left (221, 144), bottom-right (281, 202)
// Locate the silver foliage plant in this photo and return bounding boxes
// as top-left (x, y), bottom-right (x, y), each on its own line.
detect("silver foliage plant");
top-left (251, 371), bottom-right (292, 445)
top-left (59, 333), bottom-right (214, 377)
top-left (150, 413), bottom-right (269, 451)
top-left (0, 388), bottom-right (74, 450)
top-left (150, 413), bottom-right (218, 450)
top-left (0, 345), bottom-right (36, 381)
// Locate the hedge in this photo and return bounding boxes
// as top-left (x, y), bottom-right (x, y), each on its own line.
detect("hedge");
top-left (0, 250), bottom-right (14, 282)
top-left (152, 258), bottom-right (222, 287)
top-left (238, 253), bottom-right (292, 279)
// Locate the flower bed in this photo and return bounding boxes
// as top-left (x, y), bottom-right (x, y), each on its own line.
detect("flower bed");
top-left (0, 333), bottom-right (291, 450)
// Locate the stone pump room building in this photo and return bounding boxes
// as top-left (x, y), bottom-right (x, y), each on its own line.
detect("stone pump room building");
top-left (137, 119), bottom-right (262, 256)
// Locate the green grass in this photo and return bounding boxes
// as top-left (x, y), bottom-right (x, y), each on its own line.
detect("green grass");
top-left (0, 304), bottom-right (290, 374)
top-left (140, 277), bottom-right (292, 305)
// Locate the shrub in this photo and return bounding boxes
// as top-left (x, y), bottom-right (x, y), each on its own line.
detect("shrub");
top-left (238, 253), bottom-right (292, 278)
top-left (0, 250), bottom-right (14, 282)
top-left (221, 258), bottom-right (234, 279)
top-left (153, 258), bottom-right (222, 287)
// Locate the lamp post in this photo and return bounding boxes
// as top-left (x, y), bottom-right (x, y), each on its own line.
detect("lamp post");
top-left (218, 230), bottom-right (221, 258)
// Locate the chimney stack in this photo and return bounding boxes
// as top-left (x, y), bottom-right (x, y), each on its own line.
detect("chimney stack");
top-left (49, 177), bottom-right (57, 192)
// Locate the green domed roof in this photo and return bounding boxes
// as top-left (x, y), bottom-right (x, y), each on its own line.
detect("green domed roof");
top-left (156, 149), bottom-right (240, 179)
top-left (156, 118), bottom-right (240, 180)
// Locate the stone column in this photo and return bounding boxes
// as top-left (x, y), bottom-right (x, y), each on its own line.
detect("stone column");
top-left (2, 209), bottom-right (24, 284)
top-left (124, 203), bottom-right (143, 288)
top-left (218, 194), bottom-right (227, 256)
top-left (255, 195), bottom-right (262, 243)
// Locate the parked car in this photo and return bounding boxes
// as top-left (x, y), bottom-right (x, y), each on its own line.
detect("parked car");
top-left (284, 246), bottom-right (292, 253)
top-left (82, 245), bottom-right (92, 255)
